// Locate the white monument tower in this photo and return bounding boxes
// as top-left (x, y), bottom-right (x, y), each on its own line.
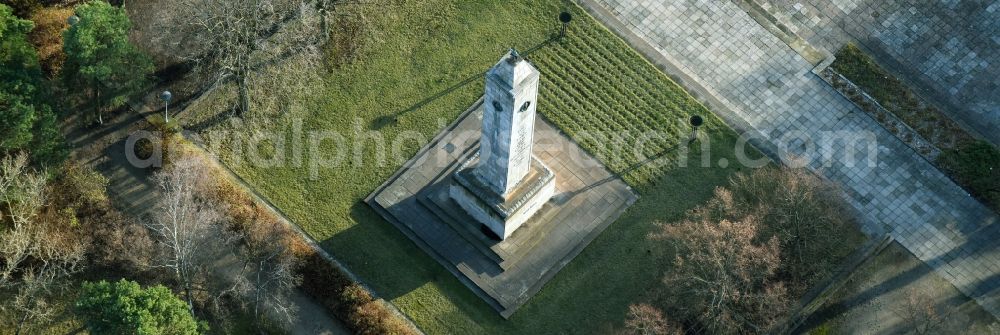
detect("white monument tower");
top-left (450, 49), bottom-right (556, 240)
top-left (479, 49), bottom-right (538, 195)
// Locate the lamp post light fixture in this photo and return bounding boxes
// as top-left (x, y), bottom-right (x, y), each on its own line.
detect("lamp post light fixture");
top-left (559, 12), bottom-right (572, 38)
top-left (160, 90), bottom-right (173, 122)
top-left (67, 15), bottom-right (80, 26)
top-left (689, 115), bottom-right (704, 143)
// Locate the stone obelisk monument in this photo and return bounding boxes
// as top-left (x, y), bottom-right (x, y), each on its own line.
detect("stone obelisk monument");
top-left (450, 49), bottom-right (556, 240)
top-left (479, 49), bottom-right (539, 195)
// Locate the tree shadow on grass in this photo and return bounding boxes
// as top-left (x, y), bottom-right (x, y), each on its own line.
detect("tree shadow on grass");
top-left (794, 235), bottom-right (1000, 333)
top-left (371, 34), bottom-right (563, 130)
top-left (186, 108), bottom-right (233, 134)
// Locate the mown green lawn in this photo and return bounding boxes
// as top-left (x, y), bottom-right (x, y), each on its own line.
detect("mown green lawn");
top-left (186, 1), bottom-right (759, 333)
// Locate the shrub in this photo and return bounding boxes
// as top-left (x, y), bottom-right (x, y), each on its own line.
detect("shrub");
top-left (350, 298), bottom-right (413, 335)
top-left (5, 0), bottom-right (40, 18)
top-left (28, 7), bottom-right (72, 77)
top-left (55, 162), bottom-right (109, 209)
top-left (831, 44), bottom-right (909, 112)
top-left (297, 250), bottom-right (416, 335)
top-left (148, 114), bottom-right (183, 134)
top-left (76, 279), bottom-right (205, 335)
top-left (146, 129), bottom-right (189, 170)
top-left (84, 207), bottom-right (156, 276)
top-left (622, 304), bottom-right (682, 335)
top-left (937, 140), bottom-right (1000, 211)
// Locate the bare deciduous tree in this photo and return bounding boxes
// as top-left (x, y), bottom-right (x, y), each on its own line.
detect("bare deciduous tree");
top-left (0, 154), bottom-right (85, 335)
top-left (174, 0), bottom-right (322, 117)
top-left (892, 288), bottom-right (956, 335)
top-left (716, 168), bottom-right (860, 294)
top-left (9, 271), bottom-right (58, 335)
top-left (146, 156), bottom-right (233, 313)
top-left (622, 303), bottom-right (681, 335)
top-left (231, 221), bottom-right (299, 329)
top-left (0, 154), bottom-right (46, 233)
top-left (652, 213), bottom-right (788, 335)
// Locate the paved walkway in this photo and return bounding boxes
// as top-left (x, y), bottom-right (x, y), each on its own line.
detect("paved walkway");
top-left (578, 0), bottom-right (1000, 318)
top-left (755, 0), bottom-right (1000, 146)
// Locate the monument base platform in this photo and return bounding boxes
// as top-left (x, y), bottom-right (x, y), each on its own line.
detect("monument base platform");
top-left (366, 99), bottom-right (638, 318)
top-left (450, 154), bottom-right (556, 240)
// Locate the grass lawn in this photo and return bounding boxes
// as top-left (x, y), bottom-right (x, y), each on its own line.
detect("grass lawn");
top-left (185, 1), bottom-right (761, 333)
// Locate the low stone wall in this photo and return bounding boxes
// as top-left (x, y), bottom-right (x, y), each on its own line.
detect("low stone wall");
top-left (819, 67), bottom-right (941, 160)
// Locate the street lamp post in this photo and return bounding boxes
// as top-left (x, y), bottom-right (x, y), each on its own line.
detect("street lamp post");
top-left (559, 12), bottom-right (573, 38)
top-left (689, 115), bottom-right (704, 144)
top-left (160, 90), bottom-right (173, 122)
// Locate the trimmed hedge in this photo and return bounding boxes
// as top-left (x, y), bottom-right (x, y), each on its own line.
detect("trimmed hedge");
top-left (298, 253), bottom-right (416, 335)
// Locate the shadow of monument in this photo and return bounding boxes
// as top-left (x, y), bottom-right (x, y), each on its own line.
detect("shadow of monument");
top-left (325, 201), bottom-right (439, 300)
top-left (335, 202), bottom-right (519, 325)
top-left (335, 200), bottom-right (500, 303)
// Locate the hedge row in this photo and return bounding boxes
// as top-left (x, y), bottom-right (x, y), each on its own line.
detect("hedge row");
top-left (207, 163), bottom-right (416, 335)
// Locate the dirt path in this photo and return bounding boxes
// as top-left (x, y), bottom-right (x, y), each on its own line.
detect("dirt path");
top-left (66, 91), bottom-right (351, 335)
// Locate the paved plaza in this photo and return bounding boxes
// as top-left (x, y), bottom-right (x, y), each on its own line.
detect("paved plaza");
top-left (367, 100), bottom-right (637, 317)
top-left (581, 0), bottom-right (1000, 317)
top-left (755, 0), bottom-right (1000, 146)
